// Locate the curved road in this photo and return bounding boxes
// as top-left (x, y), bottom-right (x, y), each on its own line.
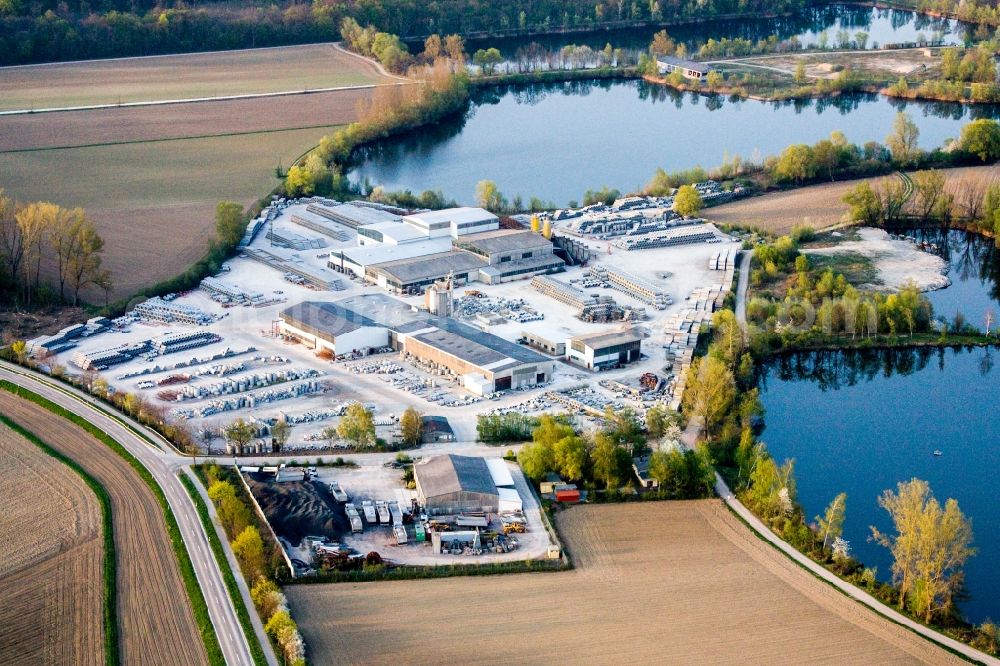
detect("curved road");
top-left (0, 361), bottom-right (261, 666)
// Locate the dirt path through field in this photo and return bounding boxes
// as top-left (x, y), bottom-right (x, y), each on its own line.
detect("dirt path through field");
top-left (0, 393), bottom-right (208, 666)
top-left (288, 501), bottom-right (959, 664)
top-left (0, 423), bottom-right (104, 666)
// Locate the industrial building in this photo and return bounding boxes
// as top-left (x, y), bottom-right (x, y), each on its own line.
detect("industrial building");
top-left (656, 56), bottom-right (714, 80)
top-left (567, 328), bottom-right (642, 370)
top-left (414, 454), bottom-right (500, 516)
top-left (305, 202), bottom-right (402, 229)
top-left (457, 229), bottom-right (566, 284)
top-left (278, 293), bottom-right (556, 394)
top-left (279, 301), bottom-right (389, 356)
top-left (357, 221), bottom-right (428, 246)
top-left (368, 251), bottom-right (488, 294)
top-left (402, 207), bottom-right (499, 238)
top-left (328, 239), bottom-right (452, 280)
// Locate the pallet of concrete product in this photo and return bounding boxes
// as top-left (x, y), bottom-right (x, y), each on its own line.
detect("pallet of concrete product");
top-left (290, 213), bottom-right (350, 241)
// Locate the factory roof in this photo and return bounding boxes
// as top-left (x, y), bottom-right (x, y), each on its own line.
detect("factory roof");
top-left (454, 229), bottom-right (552, 255)
top-left (485, 458), bottom-right (515, 488)
top-left (478, 254), bottom-right (565, 279)
top-left (404, 207), bottom-right (497, 227)
top-left (327, 203), bottom-right (401, 226)
top-left (415, 454), bottom-right (498, 498)
top-left (570, 328), bottom-right (642, 349)
top-left (279, 301), bottom-right (375, 337)
top-left (359, 221), bottom-right (427, 243)
top-left (331, 239), bottom-right (451, 268)
top-left (372, 250), bottom-right (487, 284)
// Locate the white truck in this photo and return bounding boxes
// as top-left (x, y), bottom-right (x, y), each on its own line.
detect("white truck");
top-left (376, 500), bottom-right (390, 524)
top-left (361, 500), bottom-right (377, 524)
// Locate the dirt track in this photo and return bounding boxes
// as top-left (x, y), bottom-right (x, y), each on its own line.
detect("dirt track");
top-left (0, 423), bottom-right (103, 665)
top-left (288, 501), bottom-right (959, 665)
top-left (0, 393), bottom-right (208, 666)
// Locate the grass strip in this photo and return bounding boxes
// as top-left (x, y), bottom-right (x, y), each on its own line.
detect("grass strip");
top-left (0, 380), bottom-right (226, 666)
top-left (180, 472), bottom-right (269, 666)
top-left (0, 413), bottom-right (120, 666)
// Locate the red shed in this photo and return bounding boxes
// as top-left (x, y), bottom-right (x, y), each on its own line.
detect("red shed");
top-left (554, 486), bottom-right (580, 503)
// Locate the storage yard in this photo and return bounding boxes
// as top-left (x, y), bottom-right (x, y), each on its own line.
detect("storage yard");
top-left (287, 501), bottom-right (962, 665)
top-left (0, 422), bottom-right (105, 666)
top-left (35, 193), bottom-right (737, 448)
top-left (0, 392), bottom-right (209, 666)
top-left (247, 454), bottom-right (554, 572)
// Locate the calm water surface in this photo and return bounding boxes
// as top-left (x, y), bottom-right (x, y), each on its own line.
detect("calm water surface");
top-left (760, 231), bottom-right (1000, 623)
top-left (351, 81), bottom-right (1000, 205)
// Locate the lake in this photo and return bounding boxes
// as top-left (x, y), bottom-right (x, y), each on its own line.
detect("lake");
top-left (456, 4), bottom-right (970, 58)
top-left (760, 230), bottom-right (1000, 623)
top-left (350, 81), bottom-right (1000, 205)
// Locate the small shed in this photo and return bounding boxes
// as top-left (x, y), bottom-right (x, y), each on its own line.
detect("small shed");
top-left (421, 415), bottom-right (455, 443)
top-left (554, 484), bottom-right (580, 503)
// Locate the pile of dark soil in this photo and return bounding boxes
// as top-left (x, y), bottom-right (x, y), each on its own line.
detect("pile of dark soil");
top-left (246, 476), bottom-right (348, 544)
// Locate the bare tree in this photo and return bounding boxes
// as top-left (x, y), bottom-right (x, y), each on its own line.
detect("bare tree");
top-left (953, 174), bottom-right (994, 221)
top-left (0, 190), bottom-right (24, 288)
top-left (67, 218), bottom-right (107, 305)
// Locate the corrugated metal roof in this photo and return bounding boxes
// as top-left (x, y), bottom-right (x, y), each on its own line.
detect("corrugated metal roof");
top-left (415, 454), bottom-right (498, 498)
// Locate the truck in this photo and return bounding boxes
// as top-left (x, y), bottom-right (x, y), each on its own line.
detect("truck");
top-left (389, 502), bottom-right (403, 526)
top-left (345, 504), bottom-right (363, 533)
top-left (376, 500), bottom-right (390, 524)
top-left (361, 500), bottom-right (377, 524)
top-left (328, 482), bottom-right (349, 502)
top-left (393, 525), bottom-right (408, 544)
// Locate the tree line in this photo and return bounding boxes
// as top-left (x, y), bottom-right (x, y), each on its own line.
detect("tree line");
top-left (0, 0), bottom-right (811, 66)
top-left (0, 190), bottom-right (111, 310)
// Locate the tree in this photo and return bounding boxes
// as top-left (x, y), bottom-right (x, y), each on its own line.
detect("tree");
top-left (645, 404), bottom-right (672, 439)
top-left (225, 418), bottom-right (256, 452)
top-left (886, 112), bottom-right (920, 165)
top-left (400, 407), bottom-right (423, 445)
top-left (270, 420), bottom-right (291, 452)
top-left (250, 576), bottom-right (283, 619)
top-left (231, 525), bottom-right (265, 576)
top-left (706, 70), bottom-right (723, 90)
top-left (215, 201), bottom-right (245, 248)
top-left (10, 339), bottom-right (27, 363)
top-left (682, 355), bottom-right (736, 439)
top-left (591, 431), bottom-right (629, 490)
top-left (472, 47), bottom-right (503, 74)
top-left (443, 34), bottom-right (466, 63)
top-left (773, 144), bottom-right (816, 183)
top-left (66, 216), bottom-right (108, 305)
top-left (423, 33), bottom-right (442, 60)
top-left (673, 184), bottom-right (703, 217)
top-left (794, 61), bottom-right (807, 85)
top-left (518, 439), bottom-right (555, 480)
top-left (0, 190), bottom-right (24, 289)
top-left (911, 170), bottom-right (951, 221)
top-left (816, 492), bottom-right (847, 550)
top-left (208, 480), bottom-right (237, 504)
top-left (475, 179), bottom-right (504, 212)
top-left (871, 478), bottom-right (976, 620)
top-left (14, 201), bottom-right (54, 302)
top-left (959, 119), bottom-right (1000, 162)
top-left (48, 206), bottom-right (83, 301)
top-left (854, 31), bottom-right (869, 50)
top-left (337, 402), bottom-right (376, 448)
top-left (554, 434), bottom-right (588, 481)
top-left (650, 29), bottom-right (675, 55)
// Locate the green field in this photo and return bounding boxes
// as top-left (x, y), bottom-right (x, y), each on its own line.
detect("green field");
top-left (0, 43), bottom-right (386, 111)
top-left (0, 125), bottom-right (340, 299)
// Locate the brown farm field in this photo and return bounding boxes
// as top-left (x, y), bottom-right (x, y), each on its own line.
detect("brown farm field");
top-left (0, 43), bottom-right (389, 111)
top-left (0, 392), bottom-right (209, 666)
top-left (288, 501), bottom-right (959, 665)
top-left (0, 123), bottom-right (345, 301)
top-left (0, 422), bottom-right (104, 666)
top-left (706, 165), bottom-right (1000, 235)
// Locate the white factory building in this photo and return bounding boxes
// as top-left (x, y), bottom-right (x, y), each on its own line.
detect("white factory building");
top-left (402, 207), bottom-right (499, 238)
top-left (278, 301), bottom-right (389, 356)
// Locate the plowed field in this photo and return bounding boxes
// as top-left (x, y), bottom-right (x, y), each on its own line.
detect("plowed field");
top-left (0, 423), bottom-right (103, 666)
top-left (0, 392), bottom-right (208, 665)
top-left (288, 501), bottom-right (960, 665)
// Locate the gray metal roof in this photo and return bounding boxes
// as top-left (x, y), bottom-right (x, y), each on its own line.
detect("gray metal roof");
top-left (372, 251), bottom-right (487, 284)
top-left (455, 230), bottom-right (552, 255)
top-left (415, 454), bottom-right (498, 498)
top-left (656, 55), bottom-right (712, 74)
top-left (279, 301), bottom-right (374, 338)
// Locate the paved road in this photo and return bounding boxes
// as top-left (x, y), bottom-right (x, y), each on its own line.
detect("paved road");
top-left (0, 361), bottom-right (259, 666)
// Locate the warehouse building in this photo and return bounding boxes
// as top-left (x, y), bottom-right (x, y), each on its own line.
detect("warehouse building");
top-left (357, 221), bottom-right (428, 246)
top-left (415, 455), bottom-right (500, 516)
top-left (656, 56), bottom-right (714, 80)
top-left (278, 293), bottom-right (556, 394)
top-left (327, 239), bottom-right (451, 279)
top-left (368, 251), bottom-right (488, 294)
top-left (305, 202), bottom-right (402, 229)
top-left (566, 328), bottom-right (642, 370)
top-left (279, 301), bottom-right (389, 355)
top-left (403, 207), bottom-right (499, 238)
top-left (455, 229), bottom-right (566, 284)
